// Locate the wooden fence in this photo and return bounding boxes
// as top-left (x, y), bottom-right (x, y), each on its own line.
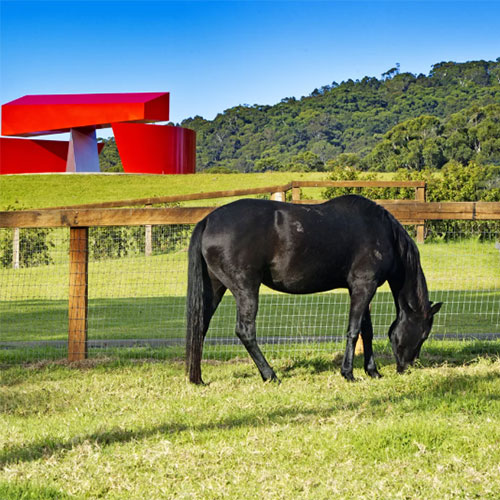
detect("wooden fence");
top-left (1, 180), bottom-right (499, 361)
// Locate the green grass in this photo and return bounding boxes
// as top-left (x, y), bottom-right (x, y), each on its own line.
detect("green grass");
top-left (0, 172), bottom-right (333, 210)
top-left (2, 171), bottom-right (498, 498)
top-left (1, 343), bottom-right (500, 499)
top-left (1, 174), bottom-right (498, 363)
top-left (0, 240), bottom-right (500, 332)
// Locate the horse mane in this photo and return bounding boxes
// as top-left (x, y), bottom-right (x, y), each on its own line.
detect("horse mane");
top-left (386, 207), bottom-right (430, 314)
top-left (331, 195), bottom-right (430, 314)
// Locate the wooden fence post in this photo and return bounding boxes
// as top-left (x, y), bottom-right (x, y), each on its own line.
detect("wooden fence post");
top-left (355, 336), bottom-right (364, 355)
top-left (271, 191), bottom-right (285, 202)
top-left (292, 186), bottom-right (301, 203)
top-left (145, 225), bottom-right (152, 256)
top-left (415, 185), bottom-right (426, 244)
top-left (68, 227), bottom-right (88, 361)
top-left (355, 303), bottom-right (373, 356)
top-left (12, 227), bottom-right (20, 269)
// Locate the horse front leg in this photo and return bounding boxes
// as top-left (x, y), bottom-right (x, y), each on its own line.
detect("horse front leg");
top-left (234, 290), bottom-right (280, 383)
top-left (360, 307), bottom-right (382, 378)
top-left (341, 283), bottom-right (377, 381)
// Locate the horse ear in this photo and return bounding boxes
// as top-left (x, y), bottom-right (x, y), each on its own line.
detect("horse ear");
top-left (430, 302), bottom-right (443, 316)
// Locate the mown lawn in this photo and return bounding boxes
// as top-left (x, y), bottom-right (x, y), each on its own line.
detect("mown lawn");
top-left (1, 342), bottom-right (500, 499)
top-left (0, 172), bottom-right (333, 210)
top-left (2, 172), bottom-right (499, 498)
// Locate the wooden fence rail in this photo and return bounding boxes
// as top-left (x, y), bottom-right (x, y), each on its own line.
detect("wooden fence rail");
top-left (2, 201), bottom-right (500, 229)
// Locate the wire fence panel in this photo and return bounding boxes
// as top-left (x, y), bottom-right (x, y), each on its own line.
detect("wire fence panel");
top-left (423, 221), bottom-right (500, 339)
top-left (0, 228), bottom-right (69, 361)
top-left (86, 225), bottom-right (191, 355)
top-left (0, 221), bottom-right (499, 364)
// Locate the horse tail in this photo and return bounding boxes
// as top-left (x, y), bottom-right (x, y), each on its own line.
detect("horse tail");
top-left (186, 218), bottom-right (209, 384)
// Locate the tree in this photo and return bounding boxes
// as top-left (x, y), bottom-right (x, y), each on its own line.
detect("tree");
top-left (254, 157), bottom-right (284, 172)
top-left (381, 63), bottom-right (400, 80)
top-left (363, 104), bottom-right (500, 171)
top-left (201, 166), bottom-right (239, 174)
top-left (99, 137), bottom-right (123, 172)
top-left (325, 153), bottom-right (362, 170)
top-left (285, 151), bottom-right (324, 172)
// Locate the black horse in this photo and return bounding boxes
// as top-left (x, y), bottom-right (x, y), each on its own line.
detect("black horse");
top-left (186, 195), bottom-right (442, 384)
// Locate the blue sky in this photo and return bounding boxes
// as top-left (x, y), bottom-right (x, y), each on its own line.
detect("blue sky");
top-left (1, 0), bottom-right (499, 138)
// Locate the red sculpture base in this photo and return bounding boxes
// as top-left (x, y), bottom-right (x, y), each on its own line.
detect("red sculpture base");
top-left (112, 123), bottom-right (196, 174)
top-left (0, 137), bottom-right (104, 175)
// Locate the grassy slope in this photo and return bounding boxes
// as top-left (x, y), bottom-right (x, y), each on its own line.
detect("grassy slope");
top-left (0, 172), bottom-right (335, 210)
top-left (1, 347), bottom-right (500, 499)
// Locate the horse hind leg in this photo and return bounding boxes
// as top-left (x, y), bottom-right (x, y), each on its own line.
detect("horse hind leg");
top-left (187, 272), bottom-right (226, 384)
top-left (233, 288), bottom-right (280, 383)
top-left (360, 307), bottom-right (382, 378)
top-left (204, 273), bottom-right (227, 329)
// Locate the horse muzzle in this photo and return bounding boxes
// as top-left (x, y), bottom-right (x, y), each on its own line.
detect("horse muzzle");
top-left (396, 360), bottom-right (411, 373)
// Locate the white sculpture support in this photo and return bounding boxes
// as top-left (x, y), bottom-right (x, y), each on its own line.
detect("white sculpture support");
top-left (66, 126), bottom-right (100, 173)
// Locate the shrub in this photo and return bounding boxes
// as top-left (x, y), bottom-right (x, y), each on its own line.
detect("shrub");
top-left (0, 228), bottom-right (54, 268)
top-left (322, 163), bottom-right (500, 241)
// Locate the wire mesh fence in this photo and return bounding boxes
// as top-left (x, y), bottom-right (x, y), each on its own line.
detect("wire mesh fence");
top-left (0, 220), bottom-right (499, 363)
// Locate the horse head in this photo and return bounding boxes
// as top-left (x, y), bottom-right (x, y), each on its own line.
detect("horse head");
top-left (388, 301), bottom-right (442, 373)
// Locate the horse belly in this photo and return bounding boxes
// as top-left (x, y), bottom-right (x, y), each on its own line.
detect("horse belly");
top-left (263, 257), bottom-right (348, 294)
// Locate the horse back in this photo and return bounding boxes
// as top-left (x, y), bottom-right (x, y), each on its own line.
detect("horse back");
top-left (200, 196), bottom-right (397, 294)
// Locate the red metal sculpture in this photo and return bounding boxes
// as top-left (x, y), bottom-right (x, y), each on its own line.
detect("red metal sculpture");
top-left (0, 92), bottom-right (195, 174)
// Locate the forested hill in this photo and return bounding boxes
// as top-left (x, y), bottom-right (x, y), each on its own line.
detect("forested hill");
top-left (99, 60), bottom-right (500, 173)
top-left (181, 59), bottom-right (500, 172)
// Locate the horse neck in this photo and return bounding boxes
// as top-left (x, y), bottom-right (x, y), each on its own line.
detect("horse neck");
top-left (386, 215), bottom-right (430, 319)
top-left (390, 251), bottom-right (429, 319)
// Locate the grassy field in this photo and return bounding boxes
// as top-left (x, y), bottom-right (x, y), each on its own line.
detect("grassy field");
top-left (2, 172), bottom-right (498, 355)
top-left (0, 172), bottom-right (336, 210)
top-left (1, 342), bottom-right (500, 499)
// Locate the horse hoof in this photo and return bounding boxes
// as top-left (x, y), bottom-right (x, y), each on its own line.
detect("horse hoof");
top-left (367, 370), bottom-right (382, 379)
top-left (341, 371), bottom-right (356, 382)
top-left (189, 377), bottom-right (205, 385)
top-left (265, 374), bottom-right (281, 385)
